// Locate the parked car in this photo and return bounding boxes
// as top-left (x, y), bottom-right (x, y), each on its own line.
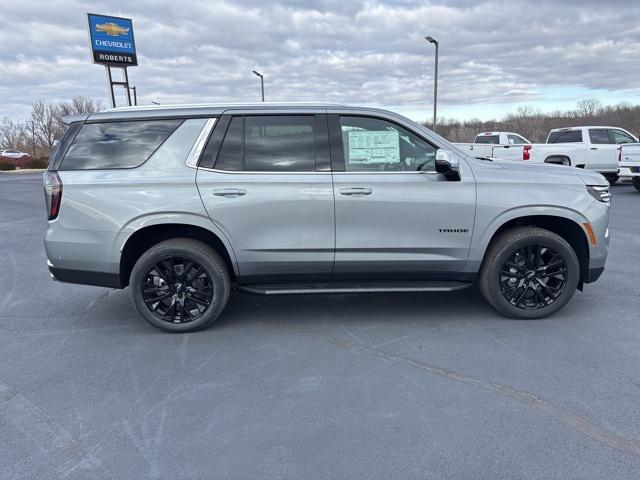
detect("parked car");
top-left (488, 126), bottom-right (637, 184)
top-left (43, 103), bottom-right (610, 332)
top-left (619, 142), bottom-right (640, 191)
top-left (0, 149), bottom-right (30, 159)
top-left (454, 131), bottom-right (530, 158)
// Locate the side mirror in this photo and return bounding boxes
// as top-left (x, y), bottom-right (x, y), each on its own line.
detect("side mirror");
top-left (435, 149), bottom-right (461, 180)
top-left (436, 149), bottom-right (459, 169)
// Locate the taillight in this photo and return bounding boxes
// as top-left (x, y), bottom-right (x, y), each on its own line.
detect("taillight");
top-left (523, 145), bottom-right (532, 160)
top-left (43, 171), bottom-right (63, 220)
top-left (617, 146), bottom-right (621, 163)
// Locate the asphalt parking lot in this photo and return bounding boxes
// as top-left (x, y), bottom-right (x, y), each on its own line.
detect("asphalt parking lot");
top-left (1, 173), bottom-right (639, 479)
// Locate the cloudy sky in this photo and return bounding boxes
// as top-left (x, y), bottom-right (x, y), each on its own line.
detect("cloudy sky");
top-left (2, 0), bottom-right (640, 122)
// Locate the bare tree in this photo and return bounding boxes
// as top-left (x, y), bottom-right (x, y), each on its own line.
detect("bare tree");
top-left (31, 100), bottom-right (64, 152)
top-left (56, 96), bottom-right (104, 120)
top-left (0, 117), bottom-right (23, 149)
top-left (422, 99), bottom-right (640, 143)
top-left (1, 97), bottom-right (104, 158)
top-left (575, 97), bottom-right (603, 118)
top-left (54, 96), bottom-right (104, 138)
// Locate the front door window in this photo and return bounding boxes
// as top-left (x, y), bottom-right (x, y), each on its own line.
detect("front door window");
top-left (340, 116), bottom-right (437, 172)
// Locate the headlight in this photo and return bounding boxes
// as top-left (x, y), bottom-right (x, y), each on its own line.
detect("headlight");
top-left (587, 185), bottom-right (611, 204)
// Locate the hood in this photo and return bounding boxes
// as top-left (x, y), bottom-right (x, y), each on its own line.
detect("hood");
top-left (488, 158), bottom-right (609, 186)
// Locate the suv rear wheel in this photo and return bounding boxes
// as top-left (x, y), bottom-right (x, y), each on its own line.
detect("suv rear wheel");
top-left (479, 227), bottom-right (580, 319)
top-left (130, 238), bottom-right (230, 332)
top-left (633, 177), bottom-right (640, 191)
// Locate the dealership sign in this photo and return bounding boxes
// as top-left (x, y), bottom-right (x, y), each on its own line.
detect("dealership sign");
top-left (87, 13), bottom-right (137, 66)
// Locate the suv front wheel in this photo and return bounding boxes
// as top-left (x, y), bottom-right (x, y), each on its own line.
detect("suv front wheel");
top-left (130, 238), bottom-right (230, 332)
top-left (479, 227), bottom-right (580, 319)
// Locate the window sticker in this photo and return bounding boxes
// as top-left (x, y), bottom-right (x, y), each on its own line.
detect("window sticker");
top-left (347, 130), bottom-right (400, 164)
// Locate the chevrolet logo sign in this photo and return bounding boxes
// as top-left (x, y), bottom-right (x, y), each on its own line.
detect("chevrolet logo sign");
top-left (95, 22), bottom-right (130, 36)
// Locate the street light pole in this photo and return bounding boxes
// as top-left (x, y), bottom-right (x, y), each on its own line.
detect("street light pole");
top-left (425, 36), bottom-right (439, 132)
top-left (252, 70), bottom-right (265, 102)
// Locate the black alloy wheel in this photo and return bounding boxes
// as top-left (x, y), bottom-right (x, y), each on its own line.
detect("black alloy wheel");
top-left (498, 244), bottom-right (567, 310)
top-left (142, 256), bottom-right (214, 325)
top-left (479, 226), bottom-right (580, 319)
top-left (130, 238), bottom-right (230, 332)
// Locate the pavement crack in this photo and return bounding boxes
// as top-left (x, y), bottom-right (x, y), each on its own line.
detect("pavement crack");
top-left (0, 379), bottom-right (110, 479)
top-left (75, 288), bottom-right (116, 317)
top-left (273, 322), bottom-right (640, 459)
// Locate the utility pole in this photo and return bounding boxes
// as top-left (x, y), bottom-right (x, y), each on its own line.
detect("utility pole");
top-left (252, 70), bottom-right (265, 102)
top-left (29, 121), bottom-right (36, 158)
top-left (425, 36), bottom-right (439, 132)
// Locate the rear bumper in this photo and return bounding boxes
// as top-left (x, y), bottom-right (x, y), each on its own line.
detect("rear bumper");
top-left (619, 165), bottom-right (640, 177)
top-left (49, 266), bottom-right (122, 288)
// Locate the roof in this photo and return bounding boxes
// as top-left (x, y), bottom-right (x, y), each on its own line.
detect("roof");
top-left (59, 102), bottom-right (464, 156)
top-left (108, 101), bottom-right (346, 112)
top-left (68, 102), bottom-right (351, 123)
top-left (477, 132), bottom-right (526, 136)
top-left (549, 126), bottom-right (627, 131)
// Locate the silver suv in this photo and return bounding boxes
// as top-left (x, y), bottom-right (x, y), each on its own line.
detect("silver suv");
top-left (43, 103), bottom-right (610, 332)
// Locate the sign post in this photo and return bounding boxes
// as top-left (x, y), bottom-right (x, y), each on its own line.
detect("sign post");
top-left (87, 13), bottom-right (138, 107)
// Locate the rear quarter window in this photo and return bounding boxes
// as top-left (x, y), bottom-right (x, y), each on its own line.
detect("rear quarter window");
top-left (48, 122), bottom-right (82, 170)
top-left (60, 119), bottom-right (182, 170)
top-left (547, 130), bottom-right (583, 143)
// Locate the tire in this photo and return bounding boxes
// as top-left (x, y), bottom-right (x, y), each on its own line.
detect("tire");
top-left (605, 173), bottom-right (619, 185)
top-left (130, 238), bottom-right (230, 332)
top-left (479, 227), bottom-right (580, 319)
top-left (633, 177), bottom-right (640, 191)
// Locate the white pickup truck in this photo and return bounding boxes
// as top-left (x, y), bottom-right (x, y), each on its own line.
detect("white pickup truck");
top-left (619, 143), bottom-right (640, 191)
top-left (479, 126), bottom-right (637, 183)
top-left (454, 131), bottom-right (530, 159)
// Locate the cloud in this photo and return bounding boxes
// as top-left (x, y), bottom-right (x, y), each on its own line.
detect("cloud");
top-left (1, 0), bottom-right (639, 121)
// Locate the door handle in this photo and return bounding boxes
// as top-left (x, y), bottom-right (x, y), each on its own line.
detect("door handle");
top-left (213, 188), bottom-right (246, 198)
top-left (590, 147), bottom-right (598, 150)
top-left (339, 187), bottom-right (373, 196)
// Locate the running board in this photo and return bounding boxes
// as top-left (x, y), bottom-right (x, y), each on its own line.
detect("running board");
top-left (237, 281), bottom-right (472, 295)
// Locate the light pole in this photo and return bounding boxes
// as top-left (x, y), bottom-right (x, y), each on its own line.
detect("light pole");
top-left (252, 70), bottom-right (265, 102)
top-left (425, 36), bottom-right (439, 132)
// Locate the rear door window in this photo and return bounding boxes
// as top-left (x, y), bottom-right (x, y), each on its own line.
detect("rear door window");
top-left (244, 116), bottom-right (316, 171)
top-left (589, 129), bottom-right (610, 145)
top-left (213, 115), bottom-right (317, 172)
top-left (547, 130), bottom-right (583, 143)
top-left (214, 117), bottom-right (243, 171)
top-left (60, 119), bottom-right (181, 170)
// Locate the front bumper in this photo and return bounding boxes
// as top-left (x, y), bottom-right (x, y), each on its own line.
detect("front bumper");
top-left (585, 266), bottom-right (605, 284)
